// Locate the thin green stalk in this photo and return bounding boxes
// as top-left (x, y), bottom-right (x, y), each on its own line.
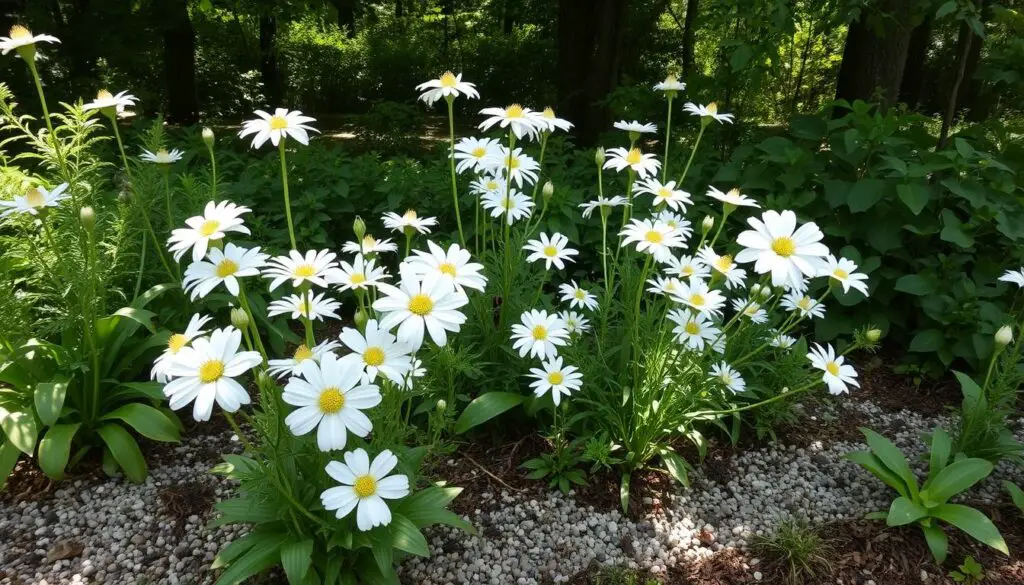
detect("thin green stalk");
top-left (278, 141), bottom-right (297, 250)
top-left (163, 167), bottom-right (174, 229)
top-left (207, 145), bottom-right (218, 199)
top-left (238, 286), bottom-right (269, 364)
top-left (223, 411), bottom-right (254, 452)
top-left (693, 380), bottom-right (818, 418)
top-left (677, 122), bottom-right (707, 186)
top-left (302, 287), bottom-right (315, 348)
top-left (530, 132), bottom-right (549, 203)
top-left (662, 96), bottom-right (674, 182)
top-left (445, 97), bottom-right (466, 247)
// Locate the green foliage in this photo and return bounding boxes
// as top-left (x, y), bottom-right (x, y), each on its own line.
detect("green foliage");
top-left (846, 427), bottom-right (1008, 563)
top-left (951, 368), bottom-right (1024, 464)
top-left (949, 555), bottom-right (985, 585)
top-left (752, 519), bottom-right (832, 585)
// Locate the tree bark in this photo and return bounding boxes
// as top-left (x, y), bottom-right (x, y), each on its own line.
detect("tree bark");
top-left (899, 16), bottom-right (932, 109)
top-left (162, 0), bottom-right (199, 125)
top-left (834, 0), bottom-right (915, 111)
top-left (259, 13), bottom-right (281, 106)
top-left (681, 0), bottom-right (698, 76)
top-left (329, 0), bottom-right (357, 37)
top-left (937, 20), bottom-right (974, 148)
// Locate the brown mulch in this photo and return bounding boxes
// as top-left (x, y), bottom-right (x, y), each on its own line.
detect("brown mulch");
top-left (856, 354), bottom-right (962, 417)
top-left (158, 479), bottom-right (217, 536)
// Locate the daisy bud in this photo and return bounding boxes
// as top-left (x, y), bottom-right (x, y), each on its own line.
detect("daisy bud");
top-left (435, 399), bottom-right (447, 413)
top-left (542, 181), bottom-right (554, 200)
top-left (866, 329), bottom-right (882, 343)
top-left (996, 325), bottom-right (1013, 346)
top-left (202, 127), bottom-right (215, 147)
top-left (594, 147), bottom-right (605, 167)
top-left (353, 215), bottom-right (366, 241)
top-left (750, 283), bottom-right (761, 296)
top-left (354, 308), bottom-right (368, 331)
top-left (79, 206), bottom-right (95, 233)
top-left (702, 215), bottom-right (714, 232)
top-left (230, 307), bottom-right (250, 330)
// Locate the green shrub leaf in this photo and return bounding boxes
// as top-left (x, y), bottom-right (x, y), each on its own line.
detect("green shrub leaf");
top-left (0, 440), bottom-right (21, 490)
top-left (927, 428), bottom-right (951, 482)
top-left (921, 522), bottom-right (949, 563)
top-left (859, 428), bottom-right (918, 497)
top-left (1003, 481), bottom-right (1024, 514)
top-left (924, 458), bottom-right (993, 505)
top-left (280, 539), bottom-right (314, 584)
top-left (96, 423), bottom-right (147, 483)
top-left (931, 504), bottom-right (1008, 555)
top-left (390, 514), bottom-right (430, 557)
top-left (101, 403), bottom-right (180, 442)
top-left (453, 392), bottom-right (524, 434)
top-left (38, 423), bottom-right (80, 480)
top-left (33, 380), bottom-right (69, 427)
top-left (887, 496), bottom-right (928, 526)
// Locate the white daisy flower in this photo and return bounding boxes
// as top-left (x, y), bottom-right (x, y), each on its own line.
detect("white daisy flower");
top-left (268, 292), bottom-right (341, 321)
top-left (603, 147), bottom-right (661, 179)
top-left (655, 210), bottom-right (693, 239)
top-left (613, 120), bottom-right (657, 134)
top-left (731, 298), bottom-right (768, 324)
top-left (481, 146), bottom-right (540, 187)
top-left (326, 253), bottom-right (389, 292)
top-left (820, 255), bottom-right (870, 296)
top-left (82, 89), bottom-right (137, 113)
top-left (524, 232), bottom-right (578, 270)
top-left (527, 357), bottom-right (582, 406)
top-left (619, 218), bottom-right (686, 262)
top-left (322, 449), bottom-right (409, 531)
top-left (671, 277), bottom-right (727, 316)
top-left (338, 319), bottom-right (414, 385)
top-left (0, 25), bottom-right (59, 56)
top-left (416, 71), bottom-right (479, 106)
top-left (683, 102), bottom-right (735, 124)
top-left (807, 343), bottom-right (859, 395)
top-left (263, 249), bottom-right (338, 291)
top-left (167, 200), bottom-right (251, 262)
top-left (382, 209), bottom-right (438, 235)
top-left (139, 148), bottom-right (184, 164)
top-left (634, 179), bottom-right (692, 211)
top-left (646, 275), bottom-right (684, 297)
top-left (558, 280), bottom-right (598, 311)
top-left (668, 309), bottom-right (721, 351)
top-left (697, 246), bottom-right (747, 290)
top-left (734, 210), bottom-right (830, 290)
top-left (239, 108), bottom-right (318, 149)
top-left (406, 240), bottom-right (487, 293)
top-left (578, 195), bottom-right (628, 219)
top-left (182, 243), bottom-right (268, 300)
top-left (478, 104), bottom-right (540, 140)
top-left (162, 327), bottom-right (262, 421)
top-left (511, 309), bottom-right (569, 360)
top-left (453, 137), bottom-right (501, 173)
top-left (653, 74), bottom-right (686, 94)
top-left (999, 268), bottom-right (1024, 288)
top-left (709, 361), bottom-right (746, 393)
top-left (267, 340), bottom-right (340, 379)
top-left (282, 351), bottom-right (381, 452)
top-left (151, 314), bottom-right (213, 384)
top-left (770, 333), bottom-right (797, 349)
top-left (469, 175), bottom-right (507, 196)
top-left (662, 254), bottom-right (710, 280)
top-left (558, 310), bottom-right (591, 335)
top-left (481, 189), bottom-right (534, 225)
top-left (373, 265), bottom-right (469, 350)
top-left (535, 107), bottom-right (574, 133)
top-left (0, 183), bottom-right (69, 218)
top-left (781, 291), bottom-right (826, 319)
top-left (706, 186), bottom-right (759, 208)
top-left (342, 234), bottom-right (398, 255)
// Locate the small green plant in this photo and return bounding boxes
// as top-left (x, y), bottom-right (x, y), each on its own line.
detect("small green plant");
top-left (949, 555), bottom-right (984, 584)
top-left (952, 337), bottom-right (1024, 464)
top-left (581, 432), bottom-right (624, 473)
top-left (847, 427), bottom-right (1009, 563)
top-left (522, 435), bottom-right (588, 494)
top-left (588, 566), bottom-right (659, 585)
top-left (752, 519), bottom-right (832, 585)
top-left (1005, 481), bottom-right (1024, 515)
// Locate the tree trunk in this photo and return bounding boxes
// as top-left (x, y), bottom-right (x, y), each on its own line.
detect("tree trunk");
top-left (834, 0), bottom-right (915, 111)
top-left (790, 14), bottom-right (816, 117)
top-left (937, 20), bottom-right (974, 148)
top-left (899, 16), bottom-right (932, 109)
top-left (259, 13), bottom-right (281, 106)
top-left (681, 0), bottom-right (698, 76)
top-left (329, 0), bottom-right (357, 37)
top-left (162, 0), bottom-right (199, 124)
top-left (395, 0), bottom-right (403, 19)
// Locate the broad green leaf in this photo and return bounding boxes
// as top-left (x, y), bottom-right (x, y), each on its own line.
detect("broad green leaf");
top-left (214, 533), bottom-right (286, 585)
top-left (33, 380), bottom-right (69, 427)
top-left (887, 496), bottom-right (928, 526)
top-left (931, 504), bottom-right (1008, 555)
top-left (0, 440), bottom-right (20, 490)
top-left (860, 428), bottom-right (918, 498)
top-left (38, 423), bottom-right (80, 480)
top-left (910, 329), bottom-right (944, 353)
top-left (896, 183), bottom-right (930, 215)
top-left (96, 423), bottom-right (147, 483)
top-left (928, 428), bottom-right (951, 482)
top-left (848, 179), bottom-right (887, 213)
top-left (660, 450), bottom-right (691, 488)
top-left (101, 403), bottom-right (180, 442)
top-left (106, 381), bottom-right (165, 402)
top-left (894, 274), bottom-right (937, 295)
top-left (322, 555), bottom-right (343, 585)
top-left (397, 486), bottom-right (462, 515)
top-left (401, 506), bottom-right (475, 535)
top-left (212, 532), bottom-right (264, 569)
top-left (921, 522), bottom-right (949, 563)
top-left (935, 0), bottom-right (956, 18)
top-left (369, 527), bottom-right (393, 576)
top-left (280, 539), bottom-right (314, 584)
top-left (0, 409), bottom-right (38, 455)
top-left (453, 392), bottom-right (524, 434)
top-left (390, 514), bottom-right (430, 557)
top-left (924, 458), bottom-right (993, 506)
top-left (940, 209), bottom-right (974, 248)
top-left (213, 497), bottom-right (280, 525)
top-left (1003, 481), bottom-right (1024, 514)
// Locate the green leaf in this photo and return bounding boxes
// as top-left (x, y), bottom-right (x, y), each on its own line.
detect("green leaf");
top-left (896, 183), bottom-right (930, 215)
top-left (96, 423), bottom-right (147, 483)
top-left (894, 274), bottom-right (937, 295)
top-left (213, 497), bottom-right (280, 525)
top-left (369, 527), bottom-right (393, 576)
top-left (214, 533), bottom-right (286, 585)
top-left (391, 514), bottom-right (430, 557)
top-left (0, 440), bottom-right (21, 490)
top-left (620, 472), bottom-right (631, 513)
top-left (280, 539), bottom-right (314, 584)
top-left (931, 504), bottom-right (1008, 555)
top-left (1003, 481), bottom-right (1024, 514)
top-left (38, 423), bottom-right (81, 480)
top-left (928, 428), bottom-right (952, 482)
top-left (924, 459), bottom-right (993, 506)
top-left (887, 496), bottom-right (928, 526)
top-left (33, 380), bottom-right (69, 427)
top-left (106, 381), bottom-right (165, 402)
top-left (860, 428), bottom-right (918, 498)
top-left (940, 209), bottom-right (974, 248)
top-left (910, 329), bottom-right (945, 353)
top-left (660, 450), bottom-right (691, 488)
top-left (935, 0), bottom-right (956, 19)
top-left (322, 555), bottom-right (343, 585)
top-left (730, 43), bottom-right (754, 71)
top-left (0, 408), bottom-right (38, 455)
top-left (921, 523), bottom-right (949, 563)
top-left (453, 392), bottom-right (525, 434)
top-left (848, 179), bottom-right (887, 213)
top-left (101, 403), bottom-right (180, 443)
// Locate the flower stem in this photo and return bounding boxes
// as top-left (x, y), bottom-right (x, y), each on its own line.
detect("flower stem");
top-left (677, 122), bottom-right (707, 187)
top-left (223, 411), bottom-right (254, 452)
top-left (302, 287), bottom-right (315, 348)
top-left (207, 144), bottom-right (218, 199)
top-left (237, 286), bottom-right (269, 364)
top-left (662, 96), bottom-right (673, 182)
top-left (445, 97), bottom-right (466, 248)
top-left (530, 132), bottom-right (549, 203)
top-left (163, 167), bottom-right (174, 229)
top-left (278, 141), bottom-right (297, 250)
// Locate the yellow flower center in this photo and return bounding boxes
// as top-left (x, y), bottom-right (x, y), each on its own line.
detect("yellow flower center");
top-left (350, 272), bottom-right (366, 285)
top-left (198, 360), bottom-right (225, 384)
top-left (318, 387), bottom-right (345, 414)
top-left (199, 219), bottom-right (220, 236)
top-left (744, 304), bottom-right (760, 316)
top-left (532, 325), bottom-right (548, 340)
top-left (574, 289), bottom-right (585, 299)
top-left (681, 266), bottom-right (694, 276)
top-left (408, 293), bottom-right (434, 316)
top-left (294, 344), bottom-right (313, 362)
top-left (505, 155), bottom-right (520, 169)
top-left (726, 188), bottom-right (741, 200)
top-left (720, 373), bottom-right (732, 384)
top-left (548, 371), bottom-right (564, 385)
top-left (363, 347), bottom-right (386, 367)
top-left (665, 74), bottom-right (678, 84)
top-left (269, 115), bottom-right (289, 130)
top-left (471, 146), bottom-right (487, 158)
top-left (506, 104), bottom-right (524, 118)
top-left (685, 321), bottom-right (700, 335)
top-left (402, 209), bottom-right (418, 221)
top-left (665, 281), bottom-right (677, 292)
top-left (771, 237), bottom-right (796, 257)
top-left (168, 333), bottom-right (189, 354)
top-left (690, 294), bottom-right (705, 307)
top-left (826, 362), bottom-right (840, 376)
top-left (25, 188), bottom-right (45, 208)
top-left (833, 268), bottom-right (849, 279)
top-left (644, 230), bottom-right (663, 244)
top-left (9, 25), bottom-right (30, 39)
top-left (96, 89), bottom-right (113, 101)
top-left (715, 255), bottom-right (733, 272)
top-left (707, 102), bottom-right (718, 115)
top-left (157, 149), bottom-right (170, 158)
top-left (625, 148), bottom-right (643, 165)
top-left (797, 297), bottom-right (812, 310)
top-left (216, 258), bottom-right (239, 278)
top-left (353, 474), bottom-right (377, 498)
top-left (439, 262), bottom-right (457, 276)
top-left (543, 107), bottom-right (555, 119)
top-left (293, 264), bottom-right (317, 278)
top-left (658, 187), bottom-right (671, 199)
top-left (543, 245), bottom-right (558, 257)
top-left (439, 71), bottom-right (458, 87)
top-left (363, 235), bottom-right (378, 248)
top-left (486, 180), bottom-right (499, 190)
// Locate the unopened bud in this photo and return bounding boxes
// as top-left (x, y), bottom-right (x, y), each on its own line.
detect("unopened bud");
top-left (79, 206), bottom-right (95, 232)
top-left (354, 308), bottom-right (368, 331)
top-left (750, 283), bottom-right (761, 296)
top-left (702, 215), bottom-right (714, 231)
top-left (594, 147), bottom-right (605, 166)
top-left (202, 127), bottom-right (215, 147)
top-left (353, 215), bottom-right (366, 241)
top-left (435, 399), bottom-right (447, 413)
top-left (866, 329), bottom-right (882, 343)
top-left (118, 190), bottom-right (132, 204)
top-left (542, 181), bottom-right (554, 200)
top-left (230, 307), bottom-right (250, 329)
top-left (996, 325), bottom-right (1013, 346)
